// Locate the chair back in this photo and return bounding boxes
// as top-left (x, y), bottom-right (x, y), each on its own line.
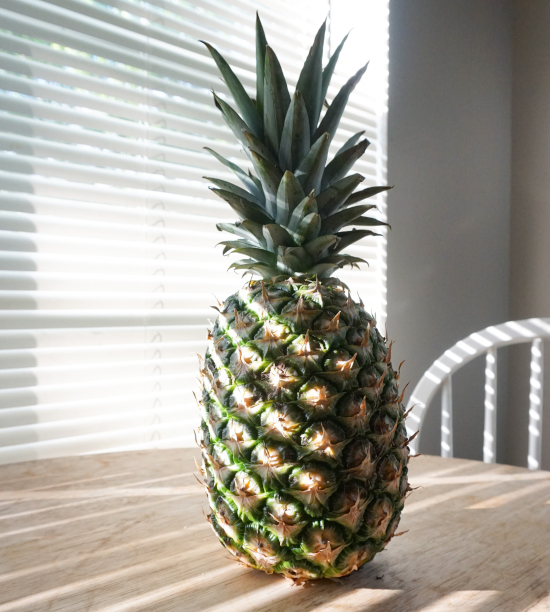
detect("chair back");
top-left (405, 318), bottom-right (550, 469)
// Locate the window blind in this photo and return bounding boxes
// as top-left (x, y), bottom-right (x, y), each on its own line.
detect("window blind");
top-left (0, 0), bottom-right (389, 464)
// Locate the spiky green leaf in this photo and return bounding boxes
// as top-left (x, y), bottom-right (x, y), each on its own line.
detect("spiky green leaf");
top-left (345, 185), bottom-right (393, 206)
top-left (295, 212), bottom-right (321, 244)
top-left (240, 220), bottom-right (268, 247)
top-left (313, 62), bottom-right (368, 144)
top-left (242, 129), bottom-right (278, 166)
top-left (321, 32), bottom-right (349, 103)
top-left (347, 217), bottom-right (391, 229)
top-left (204, 177), bottom-right (264, 208)
top-left (219, 239), bottom-right (252, 255)
top-left (202, 41), bottom-right (263, 138)
top-left (249, 150), bottom-right (283, 219)
top-left (295, 21), bottom-right (325, 136)
top-left (334, 130), bottom-right (365, 157)
top-left (264, 46), bottom-right (291, 155)
top-left (322, 139), bottom-right (369, 190)
top-left (319, 254), bottom-right (368, 268)
top-left (248, 170), bottom-right (265, 198)
top-left (320, 204), bottom-right (374, 234)
top-left (231, 261), bottom-right (280, 279)
top-left (279, 91), bottom-right (310, 172)
top-left (316, 174), bottom-right (364, 216)
top-left (204, 147), bottom-right (264, 203)
top-left (288, 192), bottom-right (317, 231)
top-left (307, 263), bottom-right (340, 278)
top-left (263, 224), bottom-right (296, 253)
top-left (276, 171), bottom-right (305, 226)
top-left (217, 221), bottom-right (267, 248)
top-left (233, 247), bottom-right (277, 266)
top-left (213, 94), bottom-right (249, 148)
top-left (279, 246), bottom-right (313, 272)
top-left (304, 235), bottom-right (339, 259)
top-left (255, 13), bottom-right (268, 116)
top-left (211, 188), bottom-right (273, 224)
top-left (294, 133), bottom-right (330, 196)
top-left (332, 229), bottom-right (378, 252)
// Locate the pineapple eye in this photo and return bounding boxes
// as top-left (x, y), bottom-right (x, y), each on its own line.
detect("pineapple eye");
top-left (233, 385), bottom-right (262, 409)
top-left (304, 386), bottom-right (324, 402)
top-left (264, 322), bottom-right (287, 340)
top-left (217, 369), bottom-right (231, 385)
top-left (232, 471), bottom-right (260, 496)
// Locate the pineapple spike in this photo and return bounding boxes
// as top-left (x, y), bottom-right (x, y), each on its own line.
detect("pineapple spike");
top-left (360, 323), bottom-right (371, 348)
top-left (313, 275), bottom-right (321, 293)
top-left (261, 281), bottom-right (269, 304)
top-left (384, 340), bottom-right (394, 364)
top-left (193, 427), bottom-right (205, 451)
top-left (193, 471), bottom-right (205, 488)
top-left (375, 367), bottom-right (388, 392)
top-left (338, 353), bottom-right (357, 373)
top-left (396, 360), bottom-right (405, 379)
top-left (194, 456), bottom-right (205, 477)
top-left (397, 382), bottom-right (410, 404)
top-left (327, 311), bottom-right (341, 332)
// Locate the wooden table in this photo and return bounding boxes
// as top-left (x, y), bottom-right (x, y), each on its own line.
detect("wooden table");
top-left (1, 450), bottom-right (549, 612)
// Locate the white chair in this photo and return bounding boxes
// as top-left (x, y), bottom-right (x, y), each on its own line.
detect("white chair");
top-left (405, 318), bottom-right (550, 469)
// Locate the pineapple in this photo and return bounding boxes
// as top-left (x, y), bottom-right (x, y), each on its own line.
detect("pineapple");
top-left (197, 15), bottom-right (412, 583)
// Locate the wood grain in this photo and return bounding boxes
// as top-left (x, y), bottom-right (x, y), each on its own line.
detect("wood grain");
top-left (0, 450), bottom-right (549, 612)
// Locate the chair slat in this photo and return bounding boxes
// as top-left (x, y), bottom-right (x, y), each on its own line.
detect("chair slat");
top-left (483, 347), bottom-right (497, 463)
top-left (528, 338), bottom-right (544, 470)
top-left (441, 376), bottom-right (453, 458)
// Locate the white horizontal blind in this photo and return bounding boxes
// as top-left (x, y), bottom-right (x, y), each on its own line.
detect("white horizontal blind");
top-left (0, 0), bottom-right (389, 464)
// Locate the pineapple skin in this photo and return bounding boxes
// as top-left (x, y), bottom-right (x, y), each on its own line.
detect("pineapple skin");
top-left (198, 276), bottom-right (410, 583)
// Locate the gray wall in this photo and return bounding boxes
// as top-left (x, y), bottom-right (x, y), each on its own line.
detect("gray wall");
top-left (507, 1), bottom-right (550, 469)
top-left (387, 0), bottom-right (512, 460)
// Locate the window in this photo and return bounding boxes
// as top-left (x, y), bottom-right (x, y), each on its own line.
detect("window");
top-left (0, 0), bottom-right (389, 464)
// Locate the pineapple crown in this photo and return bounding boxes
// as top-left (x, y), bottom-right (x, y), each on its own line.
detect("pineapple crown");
top-left (202, 14), bottom-right (391, 280)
